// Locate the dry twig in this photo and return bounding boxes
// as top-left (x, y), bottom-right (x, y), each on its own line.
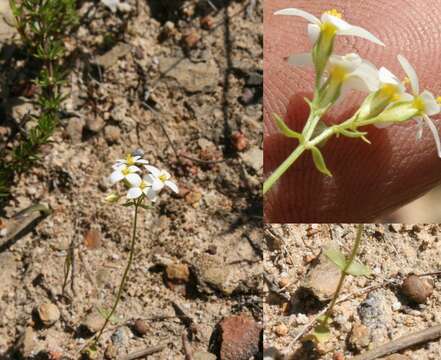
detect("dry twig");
top-left (352, 325), bottom-right (441, 360)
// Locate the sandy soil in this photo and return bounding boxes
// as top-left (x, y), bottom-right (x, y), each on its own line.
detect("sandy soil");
top-left (0, 0), bottom-right (263, 358)
top-left (264, 224), bottom-right (441, 359)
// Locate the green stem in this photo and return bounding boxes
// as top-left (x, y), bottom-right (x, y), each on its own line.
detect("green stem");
top-left (322, 224), bottom-right (364, 325)
top-left (263, 144), bottom-right (306, 195)
top-left (263, 125), bottom-right (336, 195)
top-left (94, 201), bottom-right (140, 345)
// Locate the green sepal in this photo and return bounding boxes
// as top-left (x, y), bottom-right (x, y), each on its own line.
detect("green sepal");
top-left (339, 128), bottom-right (368, 139)
top-left (272, 113), bottom-right (303, 140)
top-left (310, 146), bottom-right (332, 177)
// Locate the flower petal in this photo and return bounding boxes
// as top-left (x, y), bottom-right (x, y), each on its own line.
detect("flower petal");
top-left (136, 159), bottom-right (149, 164)
top-left (307, 24), bottom-right (320, 44)
top-left (379, 67), bottom-right (402, 88)
top-left (414, 117), bottom-right (424, 139)
top-left (145, 174), bottom-right (164, 191)
top-left (145, 165), bottom-right (161, 177)
top-left (329, 53), bottom-right (362, 73)
top-left (146, 188), bottom-right (158, 202)
top-left (345, 61), bottom-right (380, 92)
top-left (321, 13), bottom-right (352, 31)
top-left (160, 170), bottom-right (171, 180)
top-left (127, 187), bottom-right (142, 199)
top-left (338, 26), bottom-right (385, 46)
top-left (110, 170), bottom-right (124, 184)
top-left (126, 173), bottom-right (142, 186)
top-left (423, 114), bottom-right (441, 157)
top-left (397, 55), bottom-right (419, 95)
top-left (288, 52), bottom-right (313, 67)
top-left (420, 90), bottom-right (440, 116)
top-left (165, 180), bottom-right (179, 193)
top-left (399, 92), bottom-right (415, 102)
top-left (127, 165), bottom-right (140, 173)
top-left (274, 8), bottom-right (321, 25)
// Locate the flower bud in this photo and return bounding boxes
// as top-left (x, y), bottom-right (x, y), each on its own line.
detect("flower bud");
top-left (105, 192), bottom-right (120, 203)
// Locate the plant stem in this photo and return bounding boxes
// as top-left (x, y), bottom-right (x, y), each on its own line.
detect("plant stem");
top-left (94, 202), bottom-right (140, 345)
top-left (263, 144), bottom-right (306, 194)
top-left (322, 224), bottom-right (364, 326)
top-left (263, 122), bottom-right (336, 195)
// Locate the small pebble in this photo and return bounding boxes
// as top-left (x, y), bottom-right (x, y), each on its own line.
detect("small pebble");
top-left (134, 319), bottom-right (148, 336)
top-left (200, 15), bottom-right (215, 30)
top-left (104, 343), bottom-right (118, 360)
top-left (273, 323), bottom-right (288, 337)
top-left (348, 323), bottom-right (370, 350)
top-left (183, 30), bottom-right (200, 48)
top-left (333, 352), bottom-right (345, 360)
top-left (401, 275), bottom-right (433, 304)
top-left (392, 301), bottom-right (402, 311)
top-left (166, 263), bottom-right (190, 283)
top-left (37, 303), bottom-right (60, 327)
top-left (104, 125), bottom-right (121, 144)
top-left (83, 312), bottom-right (105, 334)
top-left (232, 131), bottom-right (248, 152)
top-left (278, 276), bottom-right (289, 288)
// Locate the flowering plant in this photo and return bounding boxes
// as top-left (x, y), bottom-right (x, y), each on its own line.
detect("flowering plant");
top-left (86, 149), bottom-right (178, 352)
top-left (263, 8), bottom-right (441, 194)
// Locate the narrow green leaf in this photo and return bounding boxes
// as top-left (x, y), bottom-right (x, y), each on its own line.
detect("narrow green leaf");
top-left (324, 247), bottom-right (347, 272)
top-left (339, 128), bottom-right (367, 138)
top-left (310, 146), bottom-right (332, 177)
top-left (272, 113), bottom-right (302, 139)
top-left (345, 261), bottom-right (370, 276)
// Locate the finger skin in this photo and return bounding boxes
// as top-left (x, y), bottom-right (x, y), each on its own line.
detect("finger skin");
top-left (264, 0), bottom-right (441, 222)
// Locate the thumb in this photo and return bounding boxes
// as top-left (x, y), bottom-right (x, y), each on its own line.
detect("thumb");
top-left (264, 0), bottom-right (441, 222)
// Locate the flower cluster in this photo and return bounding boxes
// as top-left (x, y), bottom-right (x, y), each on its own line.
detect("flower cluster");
top-left (106, 151), bottom-right (178, 204)
top-left (276, 7), bottom-right (441, 157)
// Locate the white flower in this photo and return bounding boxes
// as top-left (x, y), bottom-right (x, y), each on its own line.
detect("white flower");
top-left (113, 153), bottom-right (148, 168)
top-left (274, 8), bottom-right (384, 46)
top-left (145, 165), bottom-right (179, 194)
top-left (126, 165), bottom-right (179, 202)
top-left (126, 177), bottom-right (157, 201)
top-left (290, 52), bottom-right (379, 105)
top-left (359, 67), bottom-right (410, 121)
top-left (397, 55), bottom-right (441, 157)
top-left (110, 164), bottom-right (141, 185)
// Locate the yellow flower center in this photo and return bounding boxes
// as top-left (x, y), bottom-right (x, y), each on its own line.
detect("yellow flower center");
top-left (126, 154), bottom-right (135, 165)
top-left (437, 96), bottom-right (441, 105)
top-left (402, 77), bottom-right (410, 86)
top-left (330, 66), bottom-right (347, 83)
top-left (413, 97), bottom-right (426, 113)
top-left (139, 180), bottom-right (147, 189)
top-left (325, 9), bottom-right (343, 18)
top-left (122, 167), bottom-right (130, 176)
top-left (320, 22), bottom-right (337, 36)
top-left (159, 173), bottom-right (168, 182)
top-left (381, 84), bottom-right (400, 101)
